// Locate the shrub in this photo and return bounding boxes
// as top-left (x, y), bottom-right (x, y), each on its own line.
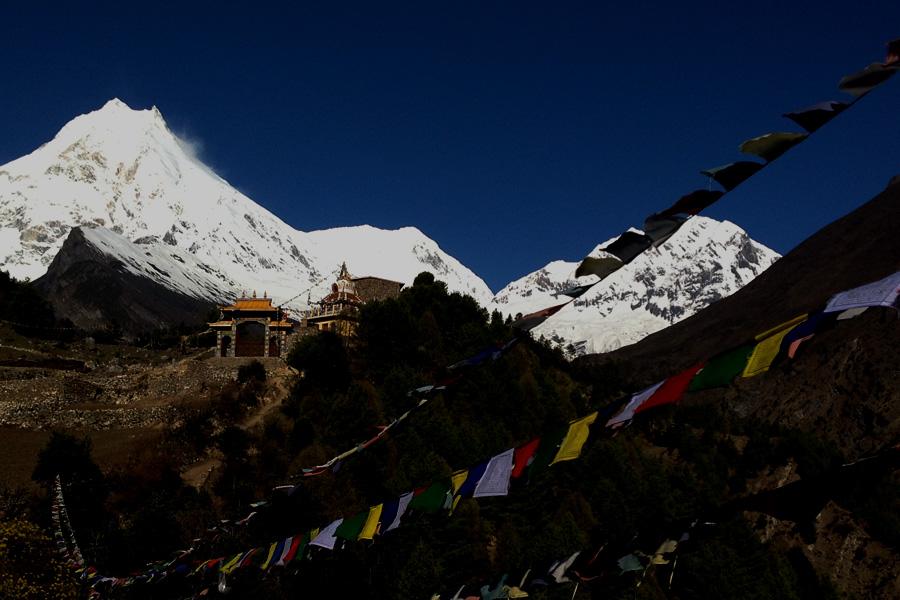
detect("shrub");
top-left (237, 359), bottom-right (267, 384)
top-left (0, 519), bottom-right (79, 599)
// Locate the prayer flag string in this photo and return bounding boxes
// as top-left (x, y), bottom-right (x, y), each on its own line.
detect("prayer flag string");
top-left (514, 40), bottom-right (898, 334)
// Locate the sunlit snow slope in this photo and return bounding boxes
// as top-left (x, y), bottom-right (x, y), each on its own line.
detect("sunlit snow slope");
top-left (490, 217), bottom-right (780, 356)
top-left (0, 99), bottom-right (492, 308)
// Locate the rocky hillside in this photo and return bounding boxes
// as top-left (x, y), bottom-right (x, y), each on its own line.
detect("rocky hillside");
top-left (572, 176), bottom-right (900, 597)
top-left (32, 227), bottom-right (219, 333)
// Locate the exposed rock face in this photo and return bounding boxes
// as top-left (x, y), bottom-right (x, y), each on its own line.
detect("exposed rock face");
top-left (751, 502), bottom-right (900, 599)
top-left (33, 227), bottom-right (215, 334)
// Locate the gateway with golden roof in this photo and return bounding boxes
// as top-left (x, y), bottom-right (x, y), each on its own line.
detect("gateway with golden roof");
top-left (209, 291), bottom-right (294, 357)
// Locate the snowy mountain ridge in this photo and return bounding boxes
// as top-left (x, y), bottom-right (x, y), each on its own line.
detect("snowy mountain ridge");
top-left (1, 99), bottom-right (778, 352)
top-left (0, 99), bottom-right (493, 307)
top-left (490, 217), bottom-right (780, 356)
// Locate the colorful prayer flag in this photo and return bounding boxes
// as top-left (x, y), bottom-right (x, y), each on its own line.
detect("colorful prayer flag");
top-left (602, 231), bottom-right (653, 263)
top-left (514, 302), bottom-right (569, 331)
top-left (409, 481), bottom-right (450, 513)
top-left (824, 271), bottom-right (900, 313)
top-left (359, 504), bottom-right (383, 540)
top-left (836, 306), bottom-right (868, 320)
top-left (260, 539), bottom-right (285, 570)
top-left (473, 448), bottom-right (515, 497)
top-left (456, 462), bottom-right (489, 498)
top-left (381, 492), bottom-right (413, 533)
top-left (634, 364), bottom-right (703, 414)
top-left (643, 213), bottom-right (688, 245)
top-left (512, 438), bottom-right (541, 479)
top-left (574, 255), bottom-right (623, 279)
top-left (219, 553), bottom-right (243, 574)
top-left (742, 314), bottom-right (807, 377)
top-left (451, 470), bottom-right (469, 495)
top-left (838, 62), bottom-right (896, 96)
top-left (551, 412), bottom-right (598, 464)
top-left (335, 511), bottom-right (368, 541)
top-left (688, 345), bottom-right (754, 391)
top-left (779, 311), bottom-right (834, 359)
top-left (606, 381), bottom-right (665, 427)
top-left (887, 37), bottom-right (900, 65)
top-left (550, 552), bottom-right (580, 583)
top-left (310, 518), bottom-right (343, 550)
top-left (276, 534), bottom-right (305, 566)
top-left (701, 161), bottom-right (763, 191)
top-left (739, 131), bottom-right (808, 162)
top-left (238, 548), bottom-right (260, 569)
top-left (558, 283), bottom-right (595, 298)
top-left (527, 426), bottom-right (569, 476)
top-left (659, 189), bottom-right (724, 217)
top-left (783, 100), bottom-right (848, 133)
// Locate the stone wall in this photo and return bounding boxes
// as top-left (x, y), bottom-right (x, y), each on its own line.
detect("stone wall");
top-left (353, 277), bottom-right (403, 303)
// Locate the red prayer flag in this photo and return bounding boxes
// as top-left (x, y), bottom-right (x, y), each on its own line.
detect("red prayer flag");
top-left (634, 364), bottom-right (704, 414)
top-left (512, 438), bottom-right (541, 479)
top-left (281, 536), bottom-right (303, 564)
top-left (238, 548), bottom-right (259, 568)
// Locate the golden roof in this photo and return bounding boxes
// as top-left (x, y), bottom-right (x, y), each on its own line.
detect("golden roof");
top-left (208, 319), bottom-right (294, 328)
top-left (223, 298), bottom-right (276, 311)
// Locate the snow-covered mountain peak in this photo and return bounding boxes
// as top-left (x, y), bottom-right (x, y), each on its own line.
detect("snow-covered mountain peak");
top-left (30, 98), bottom-right (173, 164)
top-left (491, 216), bottom-right (779, 356)
top-left (1, 99), bottom-right (771, 340)
top-left (0, 100), bottom-right (492, 307)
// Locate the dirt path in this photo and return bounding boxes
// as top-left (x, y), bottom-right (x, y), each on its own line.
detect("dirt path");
top-left (241, 366), bottom-right (295, 430)
top-left (181, 362), bottom-right (296, 489)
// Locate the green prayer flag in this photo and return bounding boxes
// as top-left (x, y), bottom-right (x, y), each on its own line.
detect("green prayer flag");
top-left (617, 553), bottom-right (644, 573)
top-left (575, 255), bottom-right (623, 279)
top-left (292, 532), bottom-right (311, 563)
top-left (688, 344), bottom-right (754, 391)
top-left (739, 131), bottom-right (808, 162)
top-left (335, 511), bottom-right (368, 540)
top-left (528, 426), bottom-right (569, 478)
top-left (408, 480), bottom-right (450, 513)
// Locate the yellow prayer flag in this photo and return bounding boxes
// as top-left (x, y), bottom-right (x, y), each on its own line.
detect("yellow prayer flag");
top-left (742, 314), bottom-right (807, 378)
top-left (451, 469), bottom-right (468, 495)
top-left (753, 313), bottom-right (808, 341)
top-left (551, 411), bottom-right (598, 465)
top-left (652, 539), bottom-right (678, 564)
top-left (220, 552), bottom-right (243, 574)
top-left (193, 561), bottom-right (208, 575)
top-left (358, 504), bottom-right (383, 540)
top-left (259, 541), bottom-right (279, 570)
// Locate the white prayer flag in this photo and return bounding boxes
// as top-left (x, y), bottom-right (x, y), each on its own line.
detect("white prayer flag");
top-left (825, 271), bottom-right (900, 313)
top-left (383, 492), bottom-right (414, 533)
top-left (473, 448), bottom-right (514, 498)
top-left (309, 518), bottom-right (343, 550)
top-left (606, 381), bottom-right (665, 427)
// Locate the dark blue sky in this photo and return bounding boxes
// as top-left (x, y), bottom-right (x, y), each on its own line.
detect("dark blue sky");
top-left (2, 2), bottom-right (898, 291)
